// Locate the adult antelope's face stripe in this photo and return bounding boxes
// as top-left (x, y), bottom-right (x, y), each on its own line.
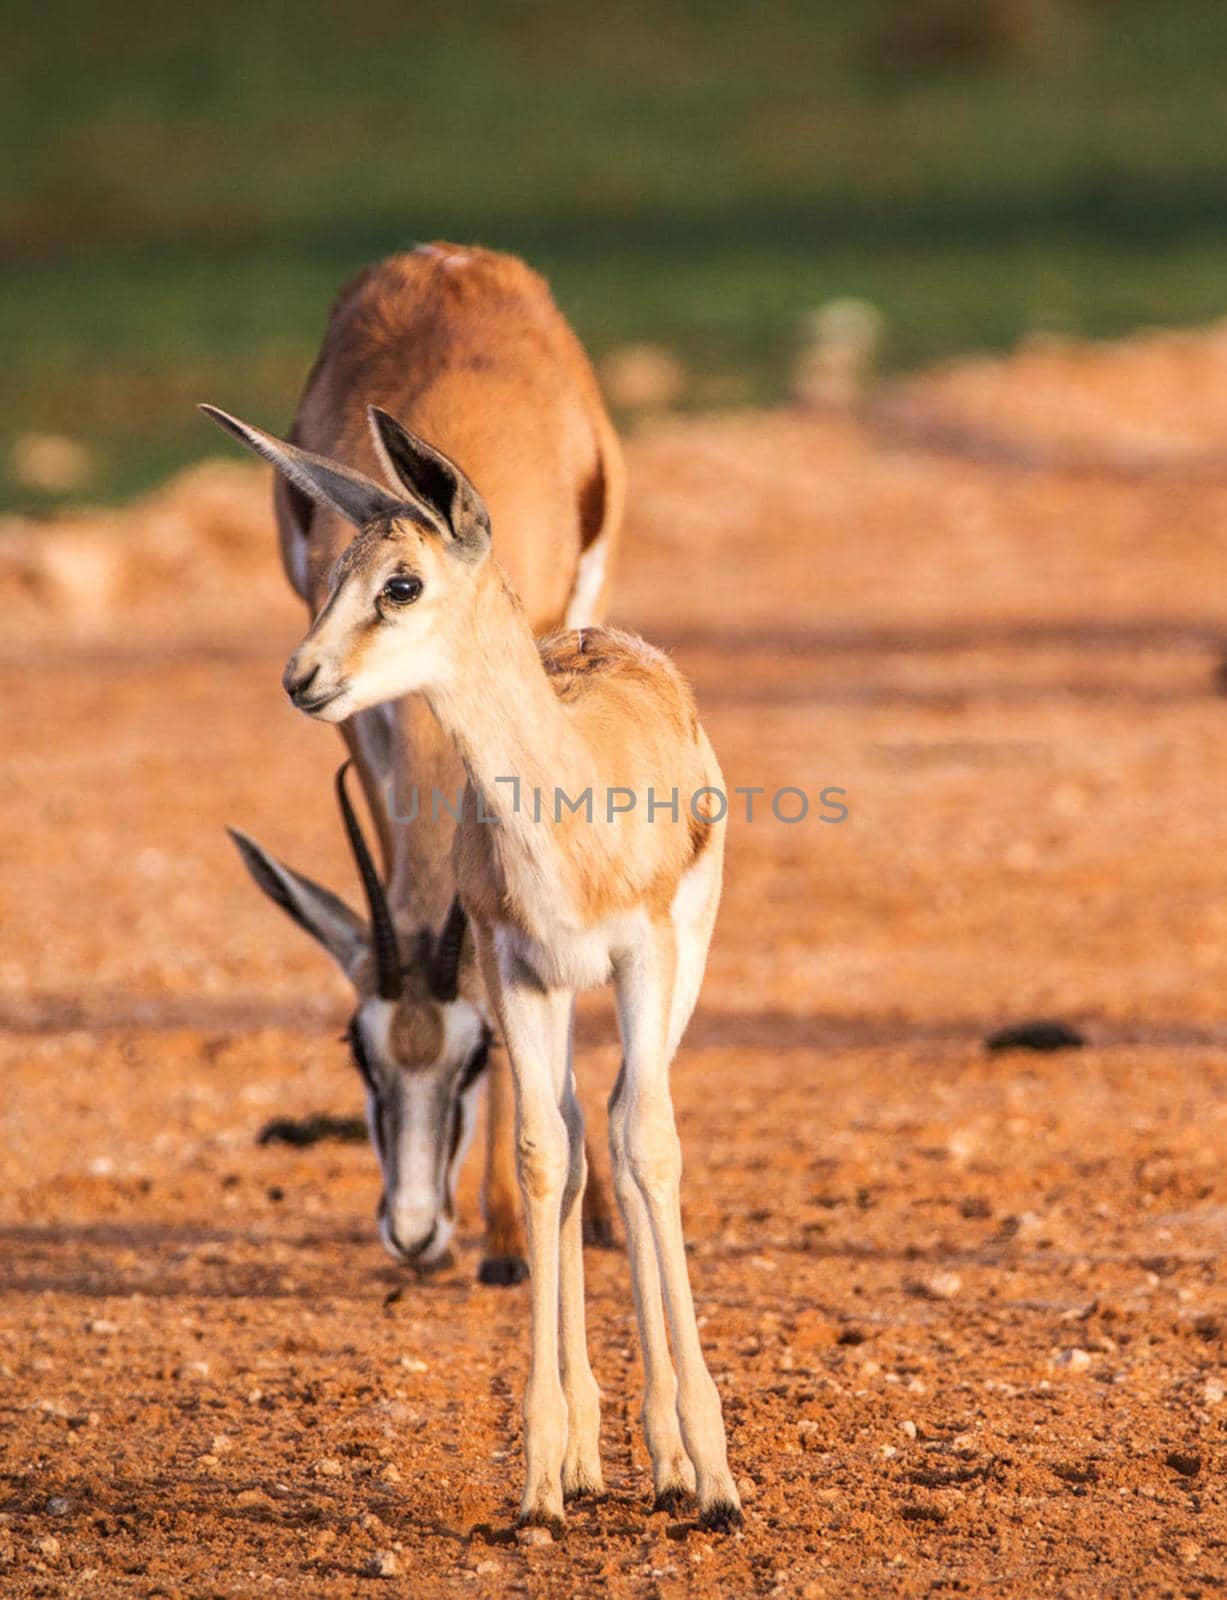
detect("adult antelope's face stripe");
top-left (225, 818), bottom-right (489, 1268)
top-left (350, 998), bottom-right (492, 1266)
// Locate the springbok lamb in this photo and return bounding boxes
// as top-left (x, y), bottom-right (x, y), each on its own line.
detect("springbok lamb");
top-left (201, 402), bottom-right (742, 1532)
top-left (220, 246), bottom-right (621, 1282)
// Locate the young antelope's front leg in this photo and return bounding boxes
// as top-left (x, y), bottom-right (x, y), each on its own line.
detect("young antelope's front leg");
top-left (614, 922), bottom-right (741, 1530)
top-left (477, 937), bottom-right (576, 1531)
top-left (481, 1048), bottom-right (611, 1282)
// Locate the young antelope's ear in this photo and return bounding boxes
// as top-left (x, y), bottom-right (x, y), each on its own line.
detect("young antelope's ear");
top-left (227, 827), bottom-right (369, 985)
top-left (199, 404), bottom-right (405, 531)
top-left (367, 405), bottom-right (492, 562)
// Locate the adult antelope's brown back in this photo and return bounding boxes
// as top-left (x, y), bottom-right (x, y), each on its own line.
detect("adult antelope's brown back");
top-left (241, 244), bottom-right (622, 1280)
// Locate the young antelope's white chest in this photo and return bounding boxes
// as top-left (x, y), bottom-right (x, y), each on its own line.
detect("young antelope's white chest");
top-left (494, 905), bottom-right (649, 993)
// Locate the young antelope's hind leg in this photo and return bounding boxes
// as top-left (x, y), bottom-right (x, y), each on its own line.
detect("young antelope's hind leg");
top-left (479, 1048), bottom-right (529, 1285)
top-left (613, 918), bottom-right (741, 1531)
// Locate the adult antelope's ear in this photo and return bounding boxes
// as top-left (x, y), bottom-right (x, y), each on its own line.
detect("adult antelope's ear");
top-left (227, 827), bottom-right (369, 986)
top-left (199, 405), bottom-right (405, 530)
top-left (367, 405), bottom-right (492, 562)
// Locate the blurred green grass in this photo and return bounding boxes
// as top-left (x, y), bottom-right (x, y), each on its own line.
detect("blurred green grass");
top-left (4, 0), bottom-right (1227, 511)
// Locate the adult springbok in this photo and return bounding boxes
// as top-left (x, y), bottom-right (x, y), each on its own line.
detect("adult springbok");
top-left (201, 402), bottom-right (742, 1532)
top-left (220, 246), bottom-right (620, 1282)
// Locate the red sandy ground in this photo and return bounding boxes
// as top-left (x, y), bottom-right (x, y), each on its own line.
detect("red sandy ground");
top-left (2, 325), bottom-right (1227, 1597)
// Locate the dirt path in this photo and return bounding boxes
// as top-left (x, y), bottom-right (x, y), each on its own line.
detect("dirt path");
top-left (3, 327), bottom-right (1227, 1596)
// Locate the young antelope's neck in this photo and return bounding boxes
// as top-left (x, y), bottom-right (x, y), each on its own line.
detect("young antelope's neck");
top-left (425, 563), bottom-right (593, 820)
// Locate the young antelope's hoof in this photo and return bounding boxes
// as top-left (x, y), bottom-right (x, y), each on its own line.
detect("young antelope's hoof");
top-left (651, 1485), bottom-right (692, 1517)
top-left (697, 1499), bottom-right (744, 1533)
top-left (478, 1254), bottom-right (529, 1287)
top-left (562, 1477), bottom-right (606, 1504)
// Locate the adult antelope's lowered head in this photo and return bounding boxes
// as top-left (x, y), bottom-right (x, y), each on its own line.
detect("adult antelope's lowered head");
top-left (228, 764), bottom-right (490, 1268)
top-left (201, 404), bottom-right (492, 723)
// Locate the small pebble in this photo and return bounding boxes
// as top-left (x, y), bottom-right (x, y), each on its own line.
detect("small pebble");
top-left (366, 1549), bottom-right (402, 1578)
top-left (312, 1457), bottom-right (344, 1478)
top-left (516, 1525), bottom-right (554, 1547)
top-left (398, 1357), bottom-right (429, 1373)
top-left (797, 1419), bottom-right (822, 1451)
top-left (926, 1271), bottom-right (962, 1301)
top-left (901, 1419), bottom-right (917, 1440)
top-left (736, 1475), bottom-right (758, 1502)
top-left (1052, 1348), bottom-right (1092, 1372)
top-left (46, 1497), bottom-right (71, 1516)
top-left (86, 1318), bottom-right (119, 1335)
top-left (1203, 1377), bottom-right (1225, 1405)
top-left (35, 1536), bottom-right (60, 1560)
top-left (234, 1489), bottom-right (274, 1509)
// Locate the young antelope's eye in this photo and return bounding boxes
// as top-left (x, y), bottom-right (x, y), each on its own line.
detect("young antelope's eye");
top-left (381, 575), bottom-right (422, 607)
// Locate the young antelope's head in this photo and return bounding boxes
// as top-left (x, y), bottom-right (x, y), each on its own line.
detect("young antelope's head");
top-left (229, 766), bottom-right (490, 1268)
top-left (200, 403), bottom-right (492, 724)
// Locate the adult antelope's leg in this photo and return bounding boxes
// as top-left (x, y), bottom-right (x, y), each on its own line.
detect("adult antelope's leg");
top-left (580, 1137), bottom-right (616, 1248)
top-left (476, 930), bottom-right (571, 1531)
top-left (479, 1049), bottom-right (529, 1285)
top-left (613, 917), bottom-right (741, 1530)
top-left (553, 999), bottom-right (604, 1500)
top-left (608, 1061), bottom-right (696, 1511)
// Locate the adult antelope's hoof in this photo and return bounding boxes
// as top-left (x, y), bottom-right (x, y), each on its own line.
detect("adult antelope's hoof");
top-left (697, 1499), bottom-right (744, 1532)
top-left (478, 1254), bottom-right (529, 1287)
top-left (651, 1485), bottom-right (692, 1517)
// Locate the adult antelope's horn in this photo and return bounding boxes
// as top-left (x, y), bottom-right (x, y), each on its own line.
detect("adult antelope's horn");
top-left (335, 762), bottom-right (402, 1001)
top-left (430, 897), bottom-right (468, 1002)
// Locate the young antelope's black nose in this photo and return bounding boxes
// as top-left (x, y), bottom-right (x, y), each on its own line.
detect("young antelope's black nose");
top-left (283, 662), bottom-right (319, 705)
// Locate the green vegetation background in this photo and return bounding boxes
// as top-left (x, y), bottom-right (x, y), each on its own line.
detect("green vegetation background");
top-left (5, 0), bottom-right (1227, 511)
